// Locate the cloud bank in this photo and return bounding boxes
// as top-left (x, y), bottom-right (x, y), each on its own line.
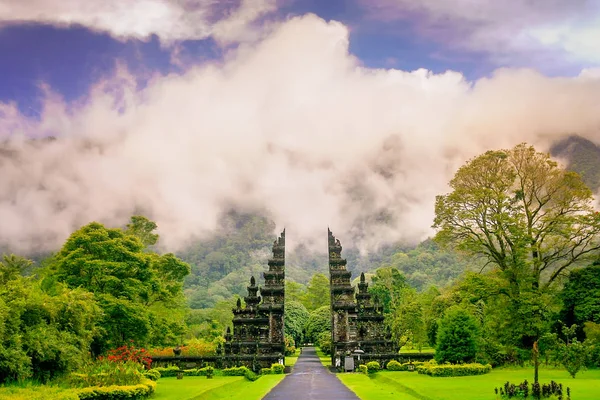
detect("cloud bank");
top-left (362, 0), bottom-right (600, 65)
top-left (0, 0), bottom-right (278, 45)
top-left (1, 14), bottom-right (600, 253)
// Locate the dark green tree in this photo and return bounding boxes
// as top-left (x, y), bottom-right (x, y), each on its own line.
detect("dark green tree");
top-left (435, 307), bottom-right (479, 364)
top-left (285, 301), bottom-right (310, 346)
top-left (305, 306), bottom-right (331, 343)
top-left (303, 273), bottom-right (330, 311)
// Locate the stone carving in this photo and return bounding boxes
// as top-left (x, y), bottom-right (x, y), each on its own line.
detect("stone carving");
top-left (328, 229), bottom-right (398, 369)
top-left (223, 230), bottom-right (285, 371)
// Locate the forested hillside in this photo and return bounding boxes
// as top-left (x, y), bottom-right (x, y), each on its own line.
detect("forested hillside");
top-left (551, 135), bottom-right (600, 191)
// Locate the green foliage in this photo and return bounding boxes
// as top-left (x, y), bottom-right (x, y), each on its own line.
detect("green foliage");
top-left (358, 364), bottom-right (368, 374)
top-left (243, 369), bottom-right (259, 381)
top-left (152, 366), bottom-right (180, 377)
top-left (221, 366), bottom-right (251, 376)
top-left (495, 380), bottom-right (569, 399)
top-left (385, 360), bottom-right (402, 371)
top-left (416, 362), bottom-right (491, 377)
top-left (386, 360), bottom-right (426, 371)
top-left (260, 368), bottom-right (272, 375)
top-left (270, 364), bottom-right (284, 374)
top-left (76, 378), bottom-right (156, 400)
top-left (284, 301), bottom-right (309, 346)
top-left (561, 264), bottom-right (600, 337)
top-left (435, 307), bottom-right (479, 364)
top-left (387, 287), bottom-right (427, 351)
top-left (0, 385), bottom-right (79, 400)
top-left (143, 369), bottom-right (160, 381)
top-left (66, 360), bottom-right (144, 388)
top-left (45, 218), bottom-right (189, 354)
top-left (305, 306), bottom-right (331, 343)
top-left (303, 273), bottom-right (330, 311)
top-left (317, 331), bottom-right (332, 355)
top-left (366, 361), bottom-right (380, 374)
top-left (0, 271), bottom-right (101, 383)
top-left (558, 325), bottom-right (589, 378)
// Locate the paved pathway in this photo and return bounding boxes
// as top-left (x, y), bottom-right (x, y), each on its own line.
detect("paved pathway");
top-left (262, 347), bottom-right (359, 400)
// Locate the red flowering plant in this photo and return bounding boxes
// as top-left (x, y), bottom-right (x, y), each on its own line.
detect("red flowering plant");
top-left (100, 341), bottom-right (152, 369)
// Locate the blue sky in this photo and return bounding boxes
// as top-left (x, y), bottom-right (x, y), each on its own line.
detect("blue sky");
top-left (1, 0), bottom-right (598, 115)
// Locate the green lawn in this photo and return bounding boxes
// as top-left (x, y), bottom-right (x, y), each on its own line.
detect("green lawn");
top-left (152, 375), bottom-right (285, 400)
top-left (314, 348), bottom-right (332, 367)
top-left (286, 348), bottom-right (300, 367)
top-left (338, 368), bottom-right (600, 400)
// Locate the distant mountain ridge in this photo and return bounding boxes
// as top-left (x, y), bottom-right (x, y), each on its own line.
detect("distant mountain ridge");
top-left (550, 135), bottom-right (600, 192)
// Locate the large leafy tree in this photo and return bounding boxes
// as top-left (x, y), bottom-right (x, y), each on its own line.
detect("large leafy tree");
top-left (302, 273), bottom-right (330, 311)
top-left (47, 217), bottom-right (190, 354)
top-left (433, 143), bottom-right (600, 381)
top-left (435, 307), bottom-right (480, 364)
top-left (434, 143), bottom-right (600, 292)
top-left (284, 301), bottom-right (310, 346)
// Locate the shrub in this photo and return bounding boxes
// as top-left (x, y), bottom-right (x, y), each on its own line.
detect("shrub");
top-left (67, 361), bottom-right (144, 387)
top-left (271, 364), bottom-right (285, 374)
top-left (143, 369), bottom-right (160, 381)
top-left (494, 380), bottom-right (570, 399)
top-left (260, 368), bottom-right (272, 375)
top-left (416, 362), bottom-right (491, 377)
top-left (103, 344), bottom-right (152, 369)
top-left (222, 366), bottom-right (250, 376)
top-left (153, 366), bottom-right (179, 377)
top-left (0, 385), bottom-right (79, 400)
top-left (77, 379), bottom-right (156, 400)
top-left (244, 369), bottom-right (260, 382)
top-left (358, 364), bottom-right (368, 374)
top-left (366, 361), bottom-right (380, 374)
top-left (435, 308), bottom-right (479, 364)
top-left (386, 360), bottom-right (402, 371)
top-left (147, 339), bottom-right (216, 358)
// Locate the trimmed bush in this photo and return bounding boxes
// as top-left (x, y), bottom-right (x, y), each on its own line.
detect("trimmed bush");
top-left (416, 362), bottom-right (491, 377)
top-left (222, 366), bottom-right (250, 376)
top-left (260, 368), bottom-right (272, 375)
top-left (244, 369), bottom-right (260, 382)
top-left (386, 360), bottom-right (402, 371)
top-left (366, 361), bottom-right (380, 374)
top-left (77, 379), bottom-right (156, 400)
top-left (143, 369), bottom-right (160, 381)
top-left (0, 386), bottom-right (79, 400)
top-left (358, 364), bottom-right (368, 374)
top-left (153, 366), bottom-right (179, 377)
top-left (271, 364), bottom-right (285, 374)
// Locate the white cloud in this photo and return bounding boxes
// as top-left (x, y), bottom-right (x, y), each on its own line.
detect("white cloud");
top-left (361, 0), bottom-right (600, 65)
top-left (0, 0), bottom-right (278, 45)
top-left (1, 14), bottom-right (600, 253)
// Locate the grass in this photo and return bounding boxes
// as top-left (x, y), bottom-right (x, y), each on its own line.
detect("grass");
top-left (152, 375), bottom-right (285, 400)
top-left (315, 348), bottom-right (332, 367)
top-left (286, 348), bottom-right (300, 367)
top-left (0, 383), bottom-right (77, 400)
top-left (338, 368), bottom-right (600, 400)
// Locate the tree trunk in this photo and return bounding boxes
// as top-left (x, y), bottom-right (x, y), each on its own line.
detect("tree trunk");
top-left (533, 340), bottom-right (539, 384)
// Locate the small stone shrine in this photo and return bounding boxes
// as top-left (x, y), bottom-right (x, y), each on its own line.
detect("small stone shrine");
top-left (328, 229), bottom-right (398, 369)
top-left (223, 230), bottom-right (286, 371)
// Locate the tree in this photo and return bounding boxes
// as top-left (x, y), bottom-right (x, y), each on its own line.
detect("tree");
top-left (368, 267), bottom-right (407, 314)
top-left (433, 143), bottom-right (600, 380)
top-left (303, 273), bottom-right (330, 311)
top-left (0, 254), bottom-right (32, 284)
top-left (434, 144), bottom-right (600, 292)
top-left (47, 218), bottom-right (189, 354)
top-left (305, 306), bottom-right (331, 343)
top-left (285, 301), bottom-right (310, 346)
top-left (285, 280), bottom-right (307, 304)
top-left (125, 215), bottom-right (159, 247)
top-left (561, 264), bottom-right (600, 337)
top-left (558, 324), bottom-right (589, 378)
top-left (435, 307), bottom-right (479, 364)
top-left (387, 288), bottom-right (427, 351)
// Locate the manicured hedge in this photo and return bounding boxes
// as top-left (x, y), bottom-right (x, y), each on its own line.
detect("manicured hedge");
top-left (77, 379), bottom-right (156, 400)
top-left (0, 386), bottom-right (79, 400)
top-left (358, 364), bottom-right (368, 374)
top-left (222, 366), bottom-right (250, 376)
top-left (143, 369), bottom-right (161, 381)
top-left (366, 361), bottom-right (380, 374)
top-left (153, 366), bottom-right (214, 378)
top-left (260, 368), bottom-right (272, 375)
top-left (416, 362), bottom-right (492, 377)
top-left (271, 364), bottom-right (285, 374)
top-left (386, 360), bottom-right (426, 371)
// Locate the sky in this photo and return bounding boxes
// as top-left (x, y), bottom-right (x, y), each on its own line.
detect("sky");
top-left (1, 0), bottom-right (600, 253)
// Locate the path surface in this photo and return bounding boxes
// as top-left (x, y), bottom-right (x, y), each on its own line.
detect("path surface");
top-left (262, 347), bottom-right (359, 400)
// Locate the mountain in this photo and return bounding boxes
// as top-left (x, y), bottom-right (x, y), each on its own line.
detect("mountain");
top-left (550, 135), bottom-right (600, 192)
